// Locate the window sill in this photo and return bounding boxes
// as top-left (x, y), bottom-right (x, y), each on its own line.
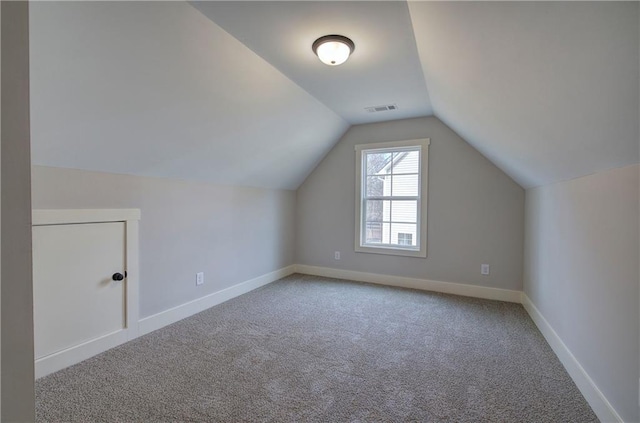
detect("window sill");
top-left (355, 244), bottom-right (427, 258)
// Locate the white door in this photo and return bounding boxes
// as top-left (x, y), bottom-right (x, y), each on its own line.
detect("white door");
top-left (33, 221), bottom-right (127, 360)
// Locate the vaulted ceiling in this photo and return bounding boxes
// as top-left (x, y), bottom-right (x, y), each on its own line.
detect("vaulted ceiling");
top-left (29, 1), bottom-right (639, 190)
top-left (409, 1), bottom-right (639, 188)
top-left (191, 1), bottom-right (432, 124)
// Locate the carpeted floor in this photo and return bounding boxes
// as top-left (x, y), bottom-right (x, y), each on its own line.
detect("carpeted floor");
top-left (36, 274), bottom-right (598, 422)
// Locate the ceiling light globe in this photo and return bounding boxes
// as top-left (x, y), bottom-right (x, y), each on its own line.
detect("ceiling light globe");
top-left (312, 35), bottom-right (355, 66)
top-left (316, 41), bottom-right (350, 66)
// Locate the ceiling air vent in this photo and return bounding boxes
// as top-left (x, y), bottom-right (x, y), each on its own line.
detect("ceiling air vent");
top-left (365, 104), bottom-right (398, 113)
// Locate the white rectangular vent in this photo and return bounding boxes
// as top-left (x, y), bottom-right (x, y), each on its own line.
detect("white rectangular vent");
top-left (365, 104), bottom-right (398, 113)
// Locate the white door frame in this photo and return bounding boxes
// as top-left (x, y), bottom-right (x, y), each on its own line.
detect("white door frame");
top-left (32, 209), bottom-right (140, 378)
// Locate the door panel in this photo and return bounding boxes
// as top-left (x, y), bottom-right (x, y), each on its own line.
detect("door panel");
top-left (33, 222), bottom-right (126, 359)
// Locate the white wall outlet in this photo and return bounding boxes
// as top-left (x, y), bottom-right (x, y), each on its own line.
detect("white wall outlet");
top-left (196, 272), bottom-right (204, 286)
top-left (481, 264), bottom-right (490, 275)
top-left (334, 251), bottom-right (341, 260)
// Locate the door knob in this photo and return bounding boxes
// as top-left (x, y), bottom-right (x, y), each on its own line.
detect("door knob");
top-left (112, 272), bottom-right (124, 281)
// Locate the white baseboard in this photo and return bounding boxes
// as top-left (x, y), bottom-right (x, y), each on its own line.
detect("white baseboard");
top-left (521, 294), bottom-right (622, 423)
top-left (138, 265), bottom-right (296, 336)
top-left (36, 265), bottom-right (296, 379)
top-left (36, 263), bottom-right (623, 423)
top-left (36, 329), bottom-right (129, 379)
top-left (295, 265), bottom-right (622, 421)
top-left (294, 264), bottom-right (522, 303)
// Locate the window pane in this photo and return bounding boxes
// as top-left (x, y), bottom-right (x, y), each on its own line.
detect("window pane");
top-left (366, 152), bottom-right (392, 175)
top-left (383, 200), bottom-right (391, 221)
top-left (397, 233), bottom-right (413, 246)
top-left (391, 223), bottom-right (417, 246)
top-left (392, 150), bottom-right (419, 174)
top-left (365, 222), bottom-right (383, 244)
top-left (382, 222), bottom-right (391, 244)
top-left (392, 174), bottom-right (418, 197)
top-left (365, 175), bottom-right (389, 197)
top-left (365, 200), bottom-right (387, 222)
top-left (391, 200), bottom-right (417, 223)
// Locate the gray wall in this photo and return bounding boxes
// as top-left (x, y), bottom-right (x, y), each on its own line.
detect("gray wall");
top-left (1, 1), bottom-right (35, 420)
top-left (32, 166), bottom-right (296, 318)
top-left (296, 116), bottom-right (525, 290)
top-left (524, 164), bottom-right (639, 422)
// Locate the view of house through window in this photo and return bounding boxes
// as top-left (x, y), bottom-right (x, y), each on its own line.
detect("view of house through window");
top-left (355, 139), bottom-right (429, 257)
top-left (363, 148), bottom-right (420, 247)
top-left (397, 233), bottom-right (413, 245)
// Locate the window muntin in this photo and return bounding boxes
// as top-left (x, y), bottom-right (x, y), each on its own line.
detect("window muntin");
top-left (355, 139), bottom-right (429, 258)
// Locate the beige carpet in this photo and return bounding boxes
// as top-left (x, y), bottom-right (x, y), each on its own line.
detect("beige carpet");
top-left (36, 274), bottom-right (597, 422)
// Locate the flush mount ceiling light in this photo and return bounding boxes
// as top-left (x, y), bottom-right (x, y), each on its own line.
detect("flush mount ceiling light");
top-left (312, 35), bottom-right (355, 66)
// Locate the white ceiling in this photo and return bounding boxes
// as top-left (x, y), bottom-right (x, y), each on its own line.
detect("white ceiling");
top-left (408, 1), bottom-right (639, 188)
top-left (29, 1), bottom-right (639, 190)
top-left (191, 1), bottom-right (433, 125)
top-left (29, 1), bottom-right (348, 190)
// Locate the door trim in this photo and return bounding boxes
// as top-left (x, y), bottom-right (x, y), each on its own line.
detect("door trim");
top-left (33, 208), bottom-right (140, 226)
top-left (32, 209), bottom-right (140, 378)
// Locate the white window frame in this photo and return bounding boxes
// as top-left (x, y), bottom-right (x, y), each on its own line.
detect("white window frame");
top-left (354, 138), bottom-right (430, 258)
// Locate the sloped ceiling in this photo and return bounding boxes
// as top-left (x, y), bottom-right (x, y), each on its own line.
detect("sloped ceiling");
top-left (190, 1), bottom-right (432, 124)
top-left (30, 1), bottom-right (639, 190)
top-left (29, 1), bottom-right (348, 190)
top-left (408, 1), bottom-right (639, 188)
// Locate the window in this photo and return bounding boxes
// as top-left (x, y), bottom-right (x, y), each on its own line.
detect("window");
top-left (354, 139), bottom-right (429, 257)
top-left (398, 233), bottom-right (412, 246)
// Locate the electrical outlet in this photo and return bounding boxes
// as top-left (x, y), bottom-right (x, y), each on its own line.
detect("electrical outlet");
top-left (334, 251), bottom-right (341, 260)
top-left (481, 264), bottom-right (490, 275)
top-left (196, 272), bottom-right (204, 286)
